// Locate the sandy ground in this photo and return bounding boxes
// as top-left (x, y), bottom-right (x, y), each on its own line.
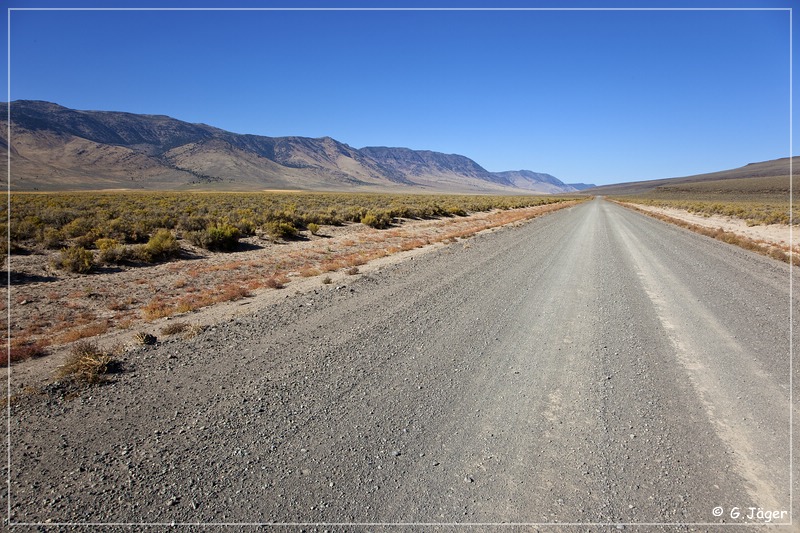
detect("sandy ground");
top-left (625, 203), bottom-right (799, 252)
top-left (3, 201), bottom-right (579, 395)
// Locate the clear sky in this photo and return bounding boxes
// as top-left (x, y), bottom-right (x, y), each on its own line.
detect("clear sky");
top-left (2, 1), bottom-right (795, 186)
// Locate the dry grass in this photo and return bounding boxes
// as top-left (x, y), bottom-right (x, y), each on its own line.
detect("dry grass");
top-left (265, 275), bottom-right (289, 289)
top-left (142, 298), bottom-right (173, 320)
top-left (132, 331), bottom-right (157, 345)
top-left (160, 321), bottom-right (188, 336)
top-left (299, 266), bottom-right (320, 278)
top-left (181, 324), bottom-right (206, 339)
top-left (56, 341), bottom-right (119, 386)
top-left (55, 321), bottom-right (110, 344)
top-left (618, 196), bottom-right (795, 226)
top-left (616, 201), bottom-right (798, 266)
top-left (2, 339), bottom-right (48, 367)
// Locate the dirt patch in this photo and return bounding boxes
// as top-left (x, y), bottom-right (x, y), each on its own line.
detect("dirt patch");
top-left (3, 200), bottom-right (581, 393)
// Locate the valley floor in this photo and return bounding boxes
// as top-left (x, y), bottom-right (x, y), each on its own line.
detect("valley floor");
top-left (5, 197), bottom-right (796, 529)
top-left (4, 201), bottom-right (579, 395)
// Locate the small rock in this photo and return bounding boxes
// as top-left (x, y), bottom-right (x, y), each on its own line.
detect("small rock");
top-left (464, 475), bottom-right (474, 483)
top-left (392, 450), bottom-right (401, 457)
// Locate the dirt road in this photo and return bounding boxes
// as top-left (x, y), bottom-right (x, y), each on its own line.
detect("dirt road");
top-left (6, 198), bottom-right (797, 529)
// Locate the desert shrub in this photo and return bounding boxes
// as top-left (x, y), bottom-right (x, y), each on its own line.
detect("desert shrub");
top-left (37, 225), bottom-right (64, 249)
top-left (138, 229), bottom-right (181, 262)
top-left (142, 298), bottom-right (172, 320)
top-left (3, 340), bottom-right (47, 366)
top-left (234, 218), bottom-right (257, 236)
top-left (177, 215), bottom-right (209, 232)
top-left (182, 324), bottom-right (206, 339)
top-left (132, 332), bottom-right (157, 345)
top-left (108, 217), bottom-right (154, 244)
top-left (265, 221), bottom-right (298, 240)
top-left (307, 222), bottom-right (320, 235)
top-left (445, 205), bottom-right (468, 217)
top-left (52, 246), bottom-right (94, 273)
top-left (61, 217), bottom-right (94, 239)
top-left (188, 223), bottom-right (241, 251)
top-left (160, 322), bottom-right (188, 336)
top-left (264, 274), bottom-right (289, 289)
top-left (56, 341), bottom-right (118, 385)
top-left (361, 211), bottom-right (392, 229)
top-left (95, 237), bottom-right (120, 251)
top-left (11, 216), bottom-right (40, 240)
top-left (74, 230), bottom-right (100, 249)
top-left (95, 238), bottom-right (129, 264)
top-left (41, 207), bottom-right (79, 227)
top-left (0, 223), bottom-right (7, 266)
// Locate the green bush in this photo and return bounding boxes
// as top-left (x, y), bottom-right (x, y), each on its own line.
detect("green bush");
top-left (53, 246), bottom-right (94, 273)
top-left (95, 238), bottom-right (127, 264)
top-left (11, 216), bottom-right (40, 241)
top-left (38, 227), bottom-right (63, 250)
top-left (265, 221), bottom-right (298, 240)
top-left (361, 211), bottom-right (392, 229)
top-left (177, 215), bottom-right (209, 232)
top-left (307, 222), bottom-right (320, 235)
top-left (62, 217), bottom-right (94, 239)
top-left (206, 223), bottom-right (241, 251)
top-left (138, 229), bottom-right (181, 262)
top-left (0, 227), bottom-right (7, 269)
top-left (445, 205), bottom-right (468, 217)
top-left (188, 223), bottom-right (241, 251)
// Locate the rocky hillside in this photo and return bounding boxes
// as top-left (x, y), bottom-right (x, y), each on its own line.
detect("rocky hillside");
top-left (1, 101), bottom-right (591, 193)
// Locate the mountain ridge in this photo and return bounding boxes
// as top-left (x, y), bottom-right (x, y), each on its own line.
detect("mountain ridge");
top-left (582, 157), bottom-right (795, 196)
top-left (1, 101), bottom-right (590, 193)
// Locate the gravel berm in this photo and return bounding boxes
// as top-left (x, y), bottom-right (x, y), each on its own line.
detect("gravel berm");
top-left (6, 198), bottom-right (798, 531)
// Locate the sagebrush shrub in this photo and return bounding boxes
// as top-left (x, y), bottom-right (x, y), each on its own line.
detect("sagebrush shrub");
top-left (206, 223), bottom-right (240, 251)
top-left (188, 223), bottom-right (241, 251)
top-left (265, 221), bottom-right (298, 240)
top-left (39, 227), bottom-right (64, 250)
top-left (52, 246), bottom-right (94, 273)
top-left (57, 341), bottom-right (117, 385)
top-left (139, 229), bottom-right (181, 262)
top-left (361, 211), bottom-right (392, 229)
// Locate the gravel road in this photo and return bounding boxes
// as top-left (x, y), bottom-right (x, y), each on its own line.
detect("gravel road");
top-left (6, 198), bottom-right (798, 530)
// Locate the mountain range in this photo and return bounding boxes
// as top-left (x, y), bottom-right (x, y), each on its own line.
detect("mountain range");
top-left (0, 101), bottom-right (593, 194)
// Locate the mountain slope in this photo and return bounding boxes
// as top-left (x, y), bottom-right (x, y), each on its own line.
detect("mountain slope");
top-left (1, 101), bottom-right (577, 193)
top-left (583, 157), bottom-right (795, 196)
top-left (494, 170), bottom-right (579, 194)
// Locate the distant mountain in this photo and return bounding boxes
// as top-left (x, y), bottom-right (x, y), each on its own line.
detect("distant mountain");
top-left (583, 157), bottom-right (795, 196)
top-left (566, 183), bottom-right (596, 191)
top-left (493, 170), bottom-right (587, 194)
top-left (0, 100), bottom-right (579, 194)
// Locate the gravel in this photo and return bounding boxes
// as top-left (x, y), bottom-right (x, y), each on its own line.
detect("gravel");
top-left (5, 198), bottom-right (797, 530)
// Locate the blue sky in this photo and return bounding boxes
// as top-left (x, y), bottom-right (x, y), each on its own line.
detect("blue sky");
top-left (2, 1), bottom-right (795, 186)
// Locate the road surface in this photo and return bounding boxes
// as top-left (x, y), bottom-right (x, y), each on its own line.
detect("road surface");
top-left (7, 198), bottom-right (797, 529)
